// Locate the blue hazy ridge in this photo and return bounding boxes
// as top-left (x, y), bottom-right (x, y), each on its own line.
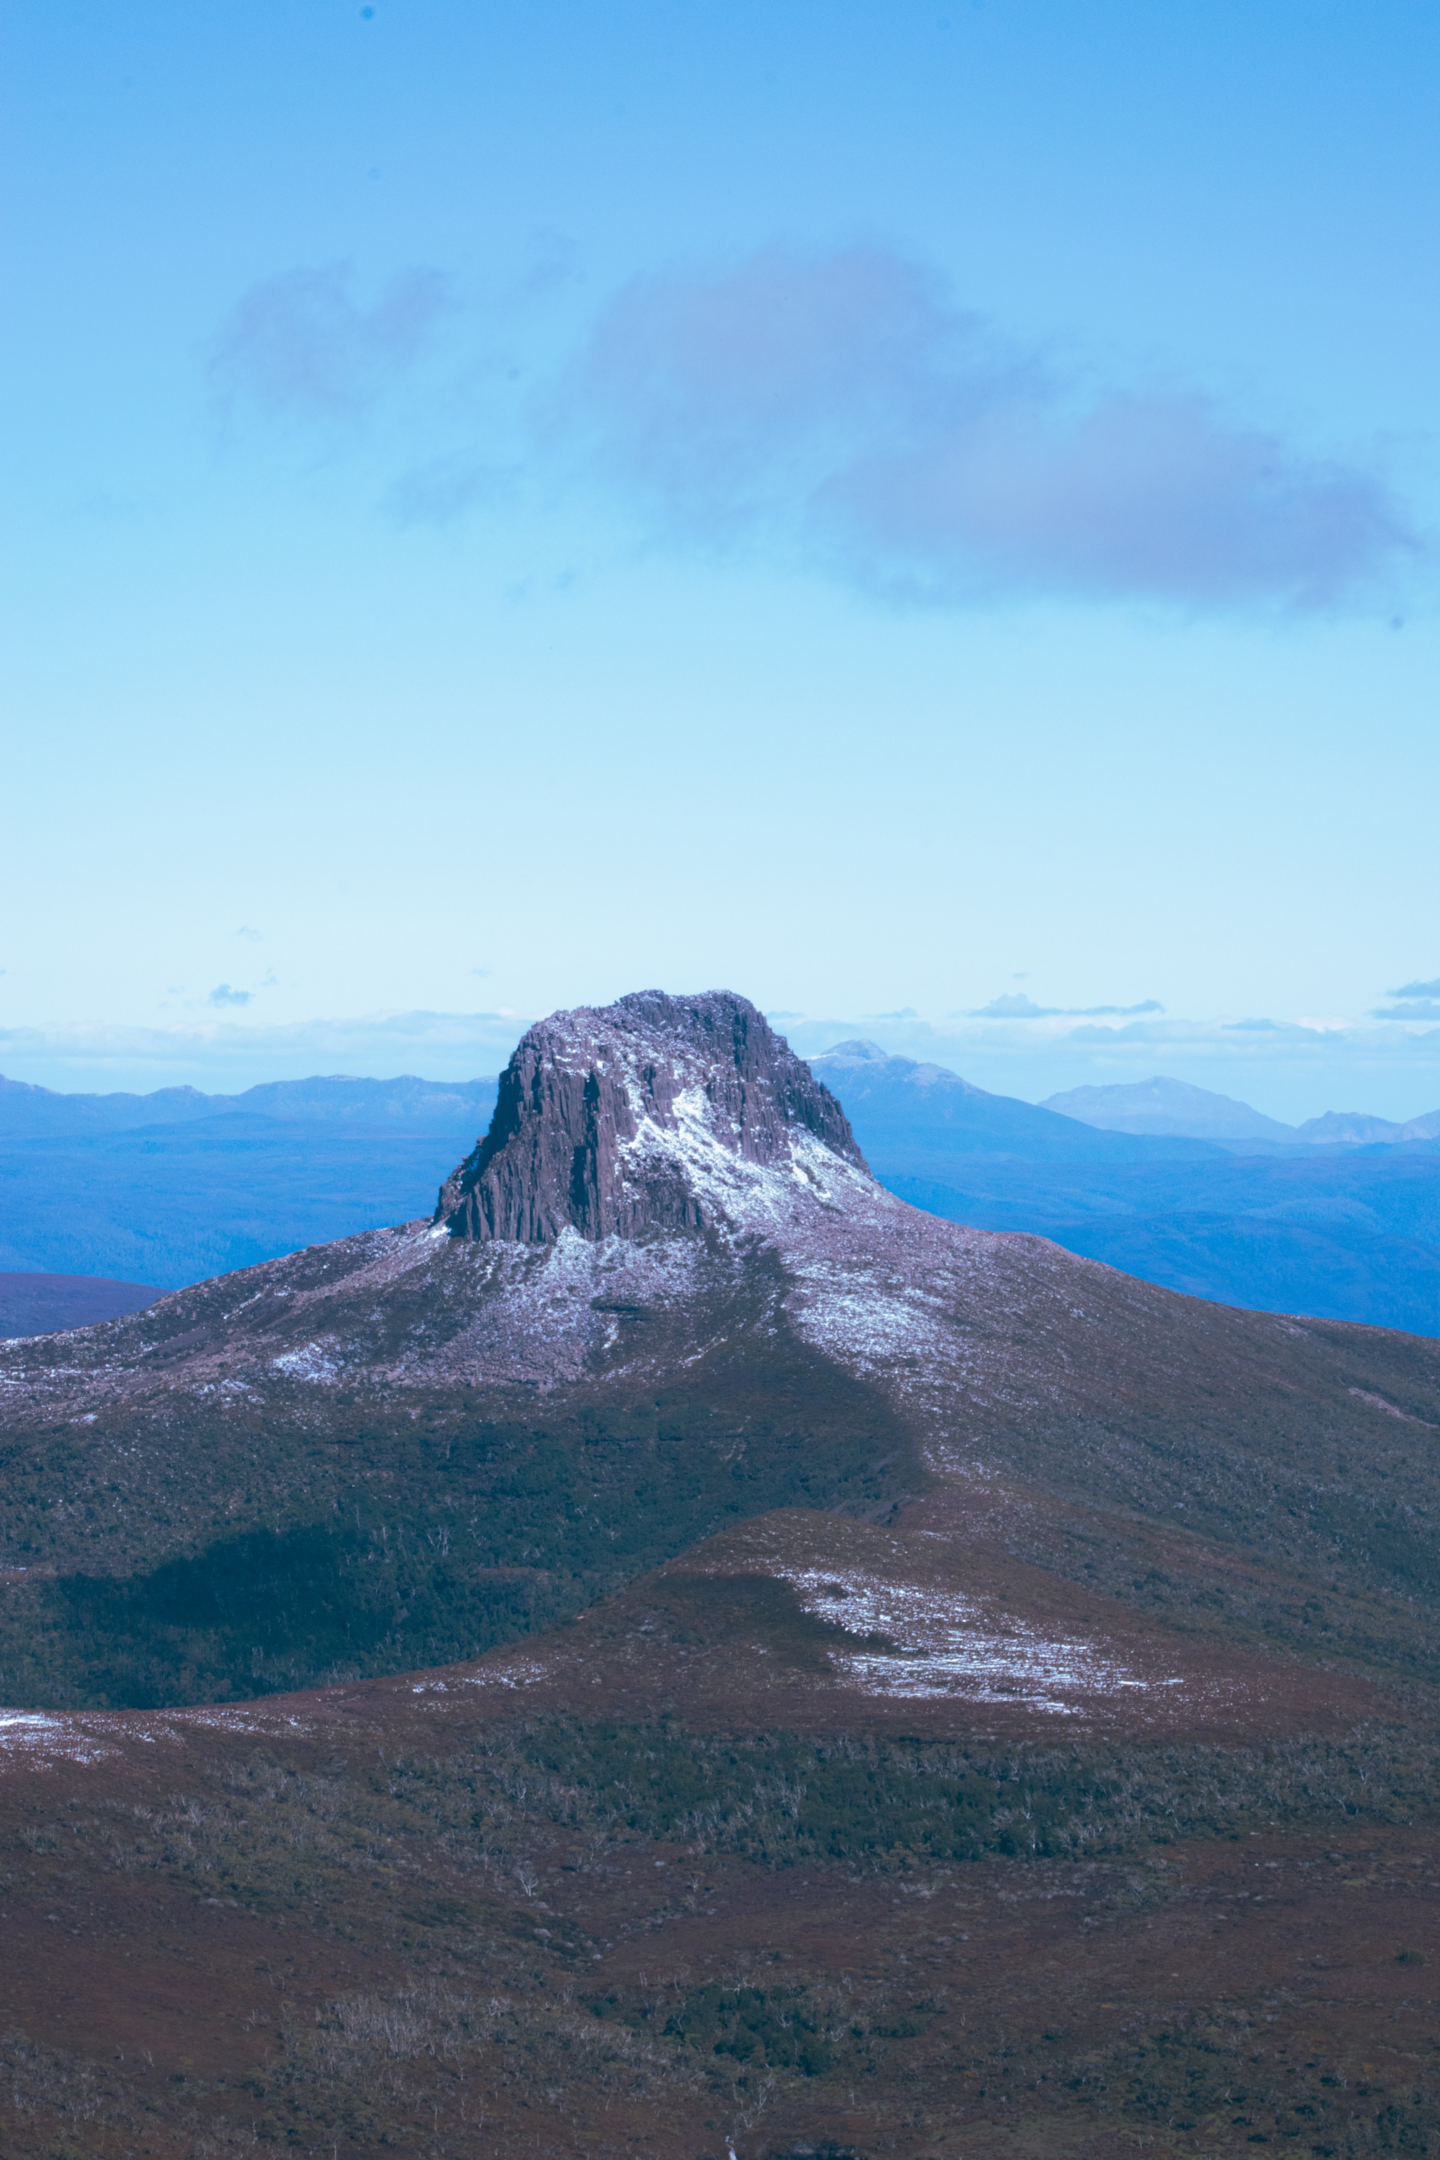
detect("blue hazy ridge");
top-left (0, 1078), bottom-right (499, 1288)
top-left (811, 1045), bottom-right (1440, 1338)
top-left (4, 1056), bottom-right (1440, 1337)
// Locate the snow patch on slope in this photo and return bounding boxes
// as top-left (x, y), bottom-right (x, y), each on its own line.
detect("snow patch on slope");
top-left (783, 1566), bottom-right (1168, 1713)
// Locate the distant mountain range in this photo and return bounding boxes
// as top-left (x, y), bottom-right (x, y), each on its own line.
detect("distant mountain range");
top-left (5, 1052), bottom-right (1440, 1336)
top-left (1043, 1072), bottom-right (1440, 1147)
top-left (811, 1045), bottom-right (1440, 1337)
top-left (0, 1072), bottom-right (499, 1290)
top-left (808, 1041), bottom-right (1220, 1163)
top-left (0, 1070), bottom-right (498, 1135)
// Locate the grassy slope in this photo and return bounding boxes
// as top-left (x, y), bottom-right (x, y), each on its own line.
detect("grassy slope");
top-left (0, 1333), bottom-right (924, 1709)
top-left (3, 1662), bottom-right (1439, 2158)
top-left (4, 1226), bottom-right (1440, 1708)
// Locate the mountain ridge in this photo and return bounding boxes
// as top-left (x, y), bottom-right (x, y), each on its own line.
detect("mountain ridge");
top-left (1044, 1071), bottom-right (1440, 1146)
top-left (2, 989), bottom-right (1440, 1714)
top-left (0, 1068), bottom-right (499, 1135)
top-left (814, 1042), bottom-right (1221, 1163)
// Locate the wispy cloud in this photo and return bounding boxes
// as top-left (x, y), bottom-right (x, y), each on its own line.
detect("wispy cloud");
top-left (210, 241), bottom-right (1419, 611)
top-left (1368, 977), bottom-right (1440, 1021)
top-left (1373, 1000), bottom-right (1440, 1022)
top-left (384, 454), bottom-right (516, 528)
top-left (966, 994), bottom-right (1164, 1020)
top-left (560, 244), bottom-right (1415, 611)
top-left (210, 263), bottom-right (452, 423)
top-left (207, 984), bottom-right (252, 1008)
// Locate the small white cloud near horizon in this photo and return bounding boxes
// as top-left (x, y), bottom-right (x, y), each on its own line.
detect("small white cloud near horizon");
top-left (965, 993), bottom-right (1164, 1020)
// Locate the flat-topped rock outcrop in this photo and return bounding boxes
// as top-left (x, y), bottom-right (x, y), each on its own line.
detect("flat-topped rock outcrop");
top-left (433, 989), bottom-right (866, 1244)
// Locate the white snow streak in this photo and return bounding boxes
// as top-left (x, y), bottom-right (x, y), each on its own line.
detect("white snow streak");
top-left (783, 1566), bottom-right (1167, 1712)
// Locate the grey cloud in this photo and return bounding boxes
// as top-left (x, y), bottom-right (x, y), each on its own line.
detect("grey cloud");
top-left (208, 984), bottom-right (252, 1008)
top-left (968, 994), bottom-right (1163, 1020)
top-left (1389, 978), bottom-right (1440, 999)
top-left (210, 263), bottom-right (451, 422)
top-left (562, 244), bottom-right (1415, 611)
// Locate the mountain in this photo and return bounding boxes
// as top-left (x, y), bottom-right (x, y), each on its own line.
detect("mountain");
top-left (1045, 1074), bottom-right (1440, 1151)
top-left (1042, 1075), bottom-right (1299, 1144)
top-left (6, 1038), bottom-right (1438, 1334)
top-left (1298, 1107), bottom-right (1440, 1145)
top-left (0, 1076), bottom-right (500, 1286)
top-left (811, 1041), bottom-right (1219, 1162)
top-left (4, 988), bottom-right (1440, 2158)
top-left (885, 1146), bottom-right (1440, 1336)
top-left (0, 1271), bottom-right (162, 1338)
top-left (0, 1069), bottom-right (499, 1136)
top-left (822, 1048), bottom-right (1440, 1334)
top-left (2, 985), bottom-right (1439, 1710)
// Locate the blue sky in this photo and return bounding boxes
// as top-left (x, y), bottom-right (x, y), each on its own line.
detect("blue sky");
top-left (4, 1), bottom-right (1439, 1116)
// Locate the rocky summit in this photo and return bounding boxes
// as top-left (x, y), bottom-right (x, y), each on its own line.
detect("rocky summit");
top-left (5, 990), bottom-right (1440, 2158)
top-left (433, 989), bottom-right (865, 1244)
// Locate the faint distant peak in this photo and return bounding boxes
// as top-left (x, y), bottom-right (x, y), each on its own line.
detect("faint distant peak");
top-left (814, 1038), bottom-right (892, 1064)
top-left (1041, 1076), bottom-right (1296, 1143)
top-left (1296, 1108), bottom-right (1440, 1146)
top-left (435, 989), bottom-right (868, 1245)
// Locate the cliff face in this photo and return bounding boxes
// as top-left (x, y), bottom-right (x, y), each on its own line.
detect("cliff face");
top-left (434, 989), bottom-right (866, 1244)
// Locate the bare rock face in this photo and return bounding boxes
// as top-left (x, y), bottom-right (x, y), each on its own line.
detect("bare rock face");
top-left (434, 989), bottom-right (866, 1244)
